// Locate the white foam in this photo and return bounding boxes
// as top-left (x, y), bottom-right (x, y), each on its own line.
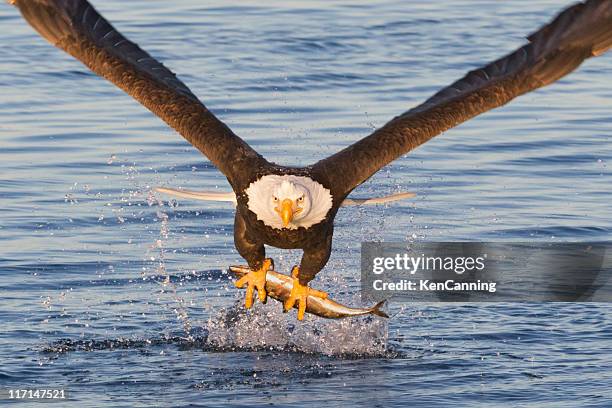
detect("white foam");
top-left (204, 300), bottom-right (389, 356)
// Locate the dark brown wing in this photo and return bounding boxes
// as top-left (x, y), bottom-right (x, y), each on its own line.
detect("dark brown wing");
top-left (12, 0), bottom-right (269, 191)
top-left (312, 0), bottom-right (612, 200)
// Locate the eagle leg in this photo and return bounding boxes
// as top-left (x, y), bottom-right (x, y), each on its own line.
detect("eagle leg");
top-left (283, 266), bottom-right (328, 320)
top-left (235, 258), bottom-right (273, 308)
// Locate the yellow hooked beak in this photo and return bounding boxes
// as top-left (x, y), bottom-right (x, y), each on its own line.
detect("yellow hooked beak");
top-left (277, 198), bottom-right (294, 227)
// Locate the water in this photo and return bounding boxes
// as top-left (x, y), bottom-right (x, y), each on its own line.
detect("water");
top-left (1, 0), bottom-right (611, 406)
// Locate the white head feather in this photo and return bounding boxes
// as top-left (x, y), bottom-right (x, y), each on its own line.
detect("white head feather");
top-left (245, 175), bottom-right (333, 230)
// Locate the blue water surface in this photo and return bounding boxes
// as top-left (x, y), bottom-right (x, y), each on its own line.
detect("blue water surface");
top-left (1, 1), bottom-right (611, 406)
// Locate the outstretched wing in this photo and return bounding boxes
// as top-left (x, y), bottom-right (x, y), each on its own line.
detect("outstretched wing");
top-left (12, 0), bottom-right (268, 191)
top-left (312, 0), bottom-right (612, 200)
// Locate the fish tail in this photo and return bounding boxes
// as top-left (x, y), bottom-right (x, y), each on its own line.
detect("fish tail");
top-left (370, 300), bottom-right (389, 318)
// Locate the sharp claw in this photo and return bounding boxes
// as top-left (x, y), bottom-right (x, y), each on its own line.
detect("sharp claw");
top-left (283, 297), bottom-right (296, 312)
top-left (310, 288), bottom-right (328, 299)
top-left (235, 259), bottom-right (272, 309)
top-left (245, 284), bottom-right (254, 309)
top-left (297, 297), bottom-right (306, 320)
top-left (235, 275), bottom-right (248, 288)
top-left (284, 266), bottom-right (326, 321)
top-left (258, 283), bottom-right (267, 302)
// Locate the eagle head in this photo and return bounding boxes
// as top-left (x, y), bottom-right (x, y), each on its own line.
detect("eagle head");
top-left (245, 175), bottom-right (333, 230)
top-left (272, 180), bottom-right (312, 227)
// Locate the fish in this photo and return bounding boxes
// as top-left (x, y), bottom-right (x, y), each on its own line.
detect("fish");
top-left (229, 265), bottom-right (388, 319)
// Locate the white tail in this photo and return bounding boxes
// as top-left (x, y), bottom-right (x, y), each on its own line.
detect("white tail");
top-left (155, 187), bottom-right (237, 204)
top-left (155, 187), bottom-right (415, 206)
top-left (341, 191), bottom-right (416, 206)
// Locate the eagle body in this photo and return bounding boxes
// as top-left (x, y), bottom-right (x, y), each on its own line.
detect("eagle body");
top-left (234, 167), bottom-right (339, 284)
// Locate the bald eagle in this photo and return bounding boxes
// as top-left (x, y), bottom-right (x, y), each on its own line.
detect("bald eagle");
top-left (12, 0), bottom-right (612, 320)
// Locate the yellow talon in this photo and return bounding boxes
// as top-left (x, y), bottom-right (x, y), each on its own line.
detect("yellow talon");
top-left (235, 258), bottom-right (272, 309)
top-left (283, 266), bottom-right (327, 320)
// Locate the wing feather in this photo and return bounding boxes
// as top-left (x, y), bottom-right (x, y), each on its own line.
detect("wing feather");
top-left (12, 0), bottom-right (268, 191)
top-left (312, 0), bottom-right (612, 200)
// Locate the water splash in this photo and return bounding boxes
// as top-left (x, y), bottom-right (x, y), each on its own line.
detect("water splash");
top-left (204, 300), bottom-right (389, 357)
top-left (142, 194), bottom-right (195, 338)
top-left (41, 307), bottom-right (391, 358)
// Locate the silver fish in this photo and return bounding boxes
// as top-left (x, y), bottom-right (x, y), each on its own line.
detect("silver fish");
top-left (229, 265), bottom-right (388, 319)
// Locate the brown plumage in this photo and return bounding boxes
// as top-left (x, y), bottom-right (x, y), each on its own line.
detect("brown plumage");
top-left (13, 0), bottom-right (270, 194)
top-left (11, 0), bottom-right (612, 298)
top-left (313, 0), bottom-right (612, 201)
